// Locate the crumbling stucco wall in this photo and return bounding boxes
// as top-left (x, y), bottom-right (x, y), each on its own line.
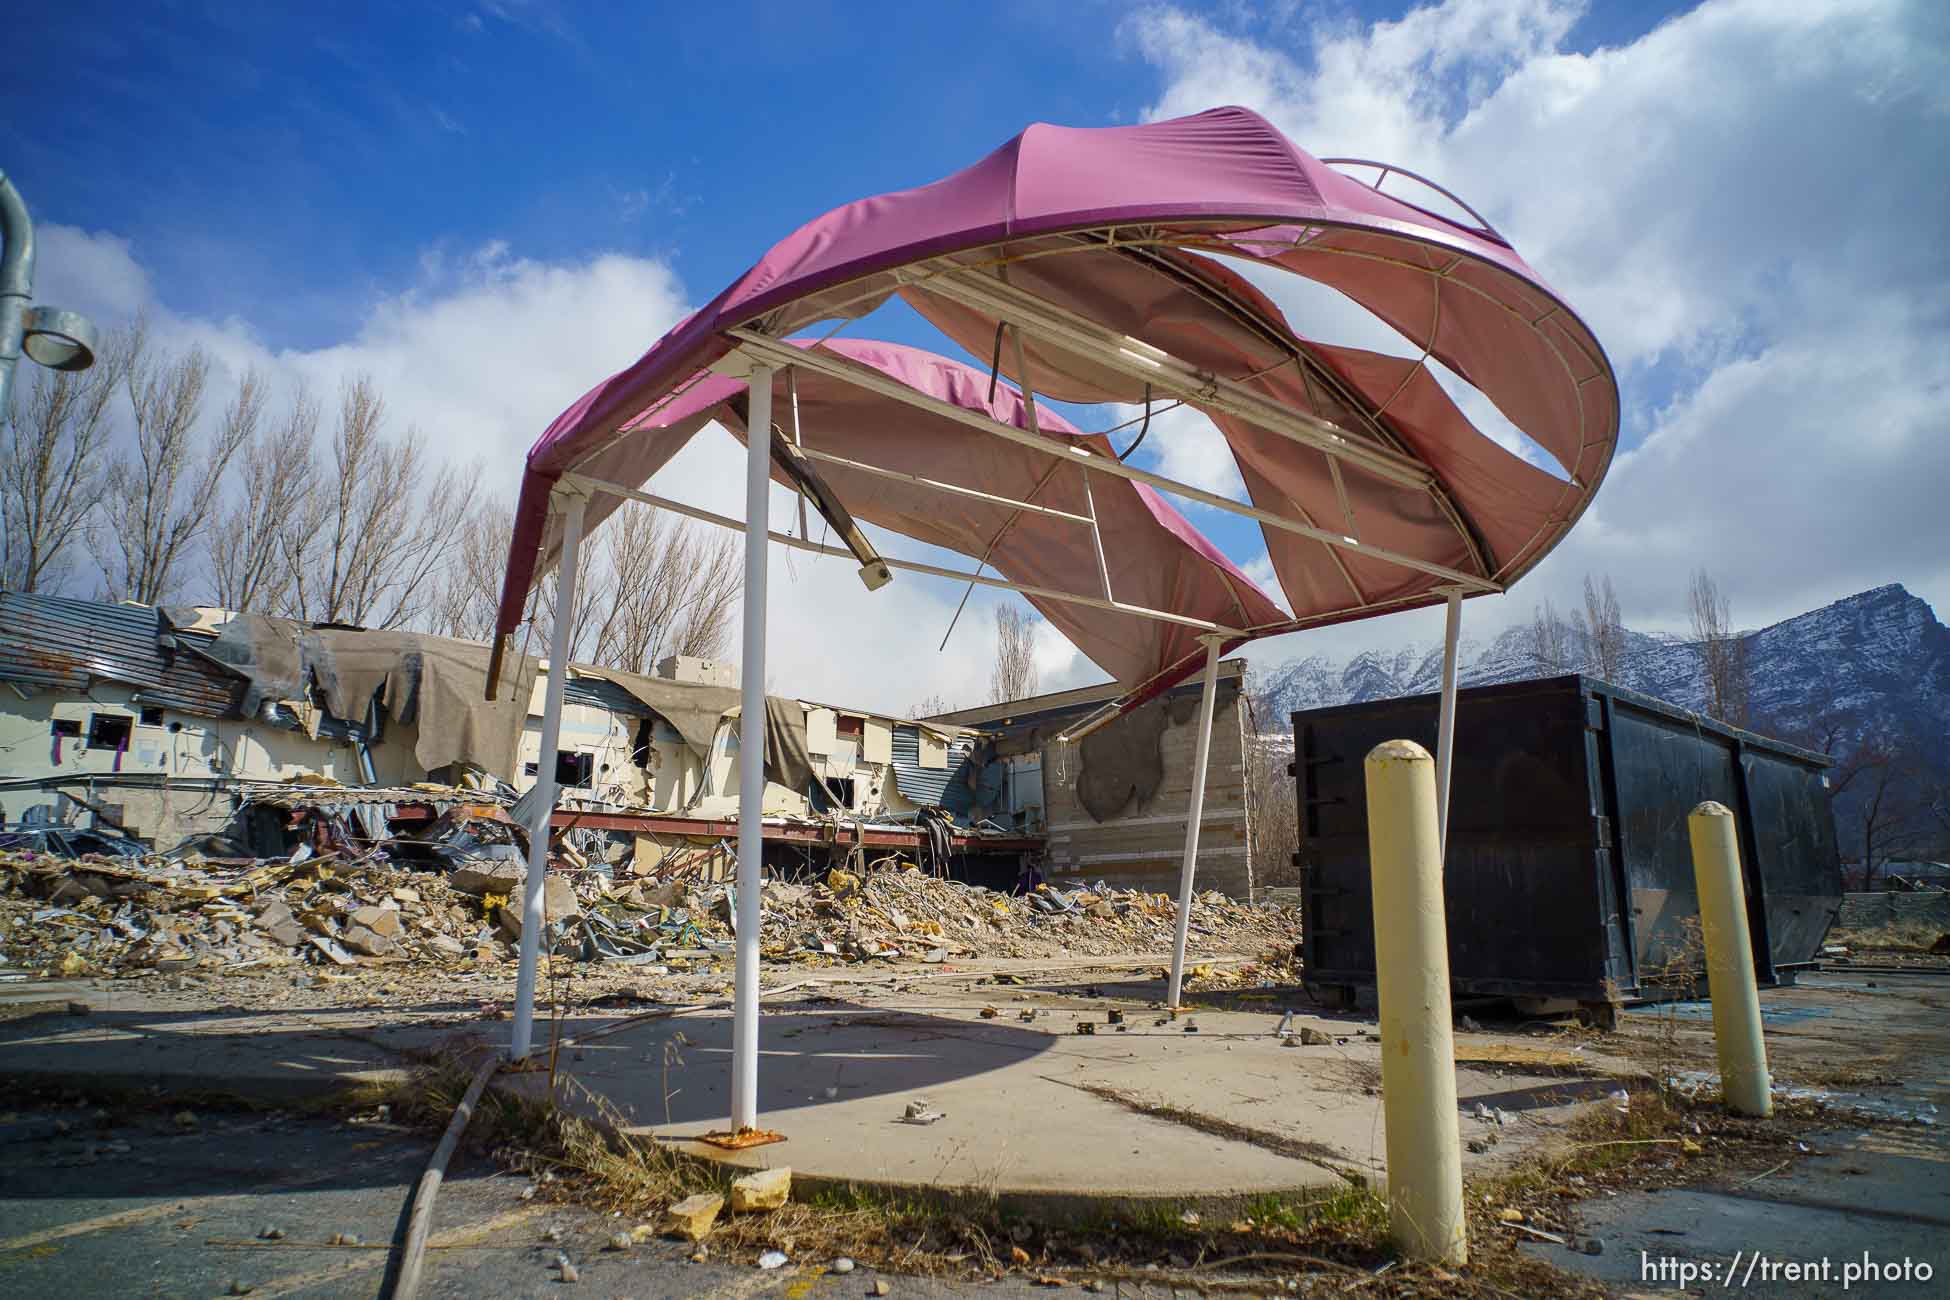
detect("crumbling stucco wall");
top-left (1042, 685), bottom-right (1252, 898)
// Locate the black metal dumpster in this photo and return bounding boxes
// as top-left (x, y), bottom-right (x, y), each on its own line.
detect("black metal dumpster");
top-left (1292, 674), bottom-right (1842, 1019)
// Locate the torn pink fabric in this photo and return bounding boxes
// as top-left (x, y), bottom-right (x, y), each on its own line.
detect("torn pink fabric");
top-left (495, 105), bottom-right (1616, 702)
top-left (562, 338), bottom-right (1286, 689)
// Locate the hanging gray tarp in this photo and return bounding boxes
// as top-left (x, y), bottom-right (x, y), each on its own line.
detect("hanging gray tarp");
top-left (567, 665), bottom-right (738, 760)
top-left (202, 614), bottom-right (540, 782)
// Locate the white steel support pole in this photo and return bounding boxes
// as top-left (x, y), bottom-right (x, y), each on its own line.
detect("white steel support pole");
top-left (730, 362), bottom-right (774, 1133)
top-left (1435, 588), bottom-right (1462, 860)
top-left (1166, 636), bottom-right (1224, 1010)
top-left (511, 490), bottom-right (586, 1062)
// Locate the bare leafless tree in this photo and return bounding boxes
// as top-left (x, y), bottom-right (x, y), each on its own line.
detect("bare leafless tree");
top-left (432, 496), bottom-right (516, 644)
top-left (588, 501), bottom-right (740, 671)
top-left (92, 327), bottom-right (252, 603)
top-left (1688, 568), bottom-right (1749, 725)
top-left (283, 375), bottom-right (478, 628)
top-left (432, 495), bottom-right (742, 670)
top-left (988, 603), bottom-right (1040, 703)
top-left (908, 693), bottom-right (955, 719)
top-left (209, 374), bottom-right (318, 613)
top-left (1834, 745), bottom-right (1925, 890)
top-left (1577, 573), bottom-right (1628, 683)
top-left (1525, 596), bottom-right (1576, 675)
top-left (1, 330), bottom-right (125, 591)
top-left (1242, 671), bottom-right (1299, 892)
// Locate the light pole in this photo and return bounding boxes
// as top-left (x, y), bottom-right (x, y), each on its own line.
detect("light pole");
top-left (0, 170), bottom-right (102, 416)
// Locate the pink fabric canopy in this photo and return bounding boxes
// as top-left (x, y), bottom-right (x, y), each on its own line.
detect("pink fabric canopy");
top-left (496, 106), bottom-right (1617, 702)
top-left (571, 336), bottom-right (1286, 688)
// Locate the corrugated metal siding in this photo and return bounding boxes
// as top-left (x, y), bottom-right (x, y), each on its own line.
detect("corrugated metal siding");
top-left (890, 724), bottom-right (978, 816)
top-left (562, 675), bottom-right (650, 716)
top-left (0, 593), bottom-right (245, 718)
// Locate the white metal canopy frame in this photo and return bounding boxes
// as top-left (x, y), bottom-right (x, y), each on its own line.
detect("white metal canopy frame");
top-left (489, 109), bottom-right (1619, 1139)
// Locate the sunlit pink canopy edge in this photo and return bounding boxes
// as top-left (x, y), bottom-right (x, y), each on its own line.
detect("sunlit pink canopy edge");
top-left (493, 105), bottom-right (1618, 707)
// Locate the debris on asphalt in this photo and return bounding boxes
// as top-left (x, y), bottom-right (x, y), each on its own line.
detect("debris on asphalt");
top-left (757, 1249), bottom-right (789, 1269)
top-left (663, 1192), bottom-right (724, 1242)
top-left (729, 1165), bottom-right (791, 1212)
top-left (832, 1257), bottom-right (856, 1274)
top-left (899, 1099), bottom-right (947, 1126)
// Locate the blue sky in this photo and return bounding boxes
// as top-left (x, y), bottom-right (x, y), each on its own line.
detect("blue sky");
top-left (4, 1), bottom-right (1942, 709)
top-left (6, 1), bottom-right (1670, 350)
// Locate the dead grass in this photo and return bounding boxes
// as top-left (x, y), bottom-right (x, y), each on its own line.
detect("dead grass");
top-left (357, 1044), bottom-right (1878, 1298)
top-left (1831, 920), bottom-right (1945, 954)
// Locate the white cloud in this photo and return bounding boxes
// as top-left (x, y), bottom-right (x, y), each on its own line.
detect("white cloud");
top-left (34, 226), bottom-right (154, 325)
top-left (1126, 0), bottom-right (1950, 647)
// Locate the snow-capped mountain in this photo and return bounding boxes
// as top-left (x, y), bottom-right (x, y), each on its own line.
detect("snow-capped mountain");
top-left (1257, 584), bottom-right (1950, 763)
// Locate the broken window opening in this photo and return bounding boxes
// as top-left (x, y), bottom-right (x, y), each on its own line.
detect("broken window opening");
top-left (811, 776), bottom-right (858, 814)
top-left (88, 714), bottom-right (133, 750)
top-left (555, 751), bottom-right (594, 788)
top-left (50, 718), bottom-right (82, 738)
top-left (139, 706), bottom-right (165, 727)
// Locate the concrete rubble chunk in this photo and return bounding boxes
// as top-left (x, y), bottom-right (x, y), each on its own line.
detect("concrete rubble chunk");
top-left (447, 862), bottom-right (526, 896)
top-left (544, 875), bottom-right (581, 922)
top-left (1299, 1026), bottom-right (1332, 1046)
top-left (729, 1165), bottom-right (791, 1212)
top-left (338, 925), bottom-right (393, 957)
top-left (663, 1192), bottom-right (724, 1241)
top-left (349, 905), bottom-right (402, 938)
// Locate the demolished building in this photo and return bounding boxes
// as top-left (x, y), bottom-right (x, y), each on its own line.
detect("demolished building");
top-left (0, 592), bottom-right (1257, 897)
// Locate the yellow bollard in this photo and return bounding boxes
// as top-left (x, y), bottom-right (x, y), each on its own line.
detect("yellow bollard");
top-left (1687, 801), bottom-right (1772, 1117)
top-left (1365, 739), bottom-right (1466, 1266)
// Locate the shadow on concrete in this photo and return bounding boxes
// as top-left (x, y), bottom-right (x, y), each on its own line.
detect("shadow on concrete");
top-left (0, 1001), bottom-right (479, 1101)
top-left (0, 993), bottom-right (1065, 1134)
top-left (536, 998), bottom-right (1063, 1132)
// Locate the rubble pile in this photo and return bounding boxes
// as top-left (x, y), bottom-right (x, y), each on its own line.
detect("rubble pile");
top-left (0, 848), bottom-right (529, 979)
top-left (1, 848), bottom-right (1299, 988)
top-left (728, 867), bottom-right (1303, 965)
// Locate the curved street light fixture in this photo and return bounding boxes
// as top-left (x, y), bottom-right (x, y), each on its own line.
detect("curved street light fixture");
top-left (0, 170), bottom-right (102, 415)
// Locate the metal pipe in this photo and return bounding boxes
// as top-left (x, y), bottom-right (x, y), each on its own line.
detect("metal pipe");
top-left (561, 472), bottom-right (1243, 635)
top-left (1166, 636), bottom-right (1224, 1009)
top-left (731, 362), bottom-right (774, 1133)
top-left (908, 268), bottom-right (1435, 491)
top-left (795, 446), bottom-right (1095, 524)
top-left (511, 490), bottom-right (587, 1062)
top-left (729, 330), bottom-right (1499, 594)
top-left (1435, 588), bottom-right (1462, 859)
top-left (0, 172), bottom-right (37, 419)
top-left (787, 366), bottom-right (808, 541)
